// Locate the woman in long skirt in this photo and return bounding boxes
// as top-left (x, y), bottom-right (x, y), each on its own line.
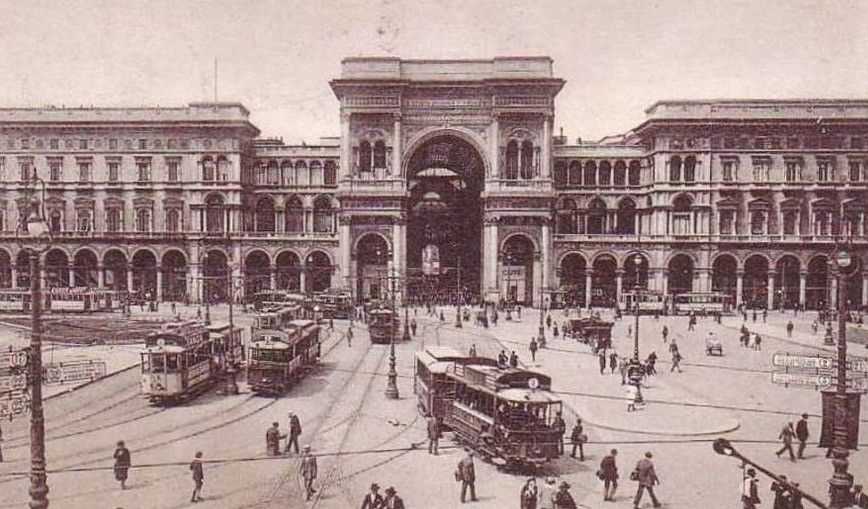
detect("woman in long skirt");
top-left (113, 440), bottom-right (131, 490)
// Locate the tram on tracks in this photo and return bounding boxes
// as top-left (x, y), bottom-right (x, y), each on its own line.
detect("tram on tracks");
top-left (140, 320), bottom-right (243, 405)
top-left (414, 347), bottom-right (564, 469)
top-left (0, 288), bottom-right (127, 313)
top-left (671, 291), bottom-right (733, 315)
top-left (368, 308), bottom-right (401, 344)
top-left (312, 291), bottom-right (353, 319)
top-left (252, 304), bottom-right (305, 330)
top-left (247, 319), bottom-right (321, 395)
top-left (618, 291), bottom-right (667, 315)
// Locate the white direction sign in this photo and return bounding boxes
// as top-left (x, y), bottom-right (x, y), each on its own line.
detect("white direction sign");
top-left (0, 373), bottom-right (27, 393)
top-left (771, 372), bottom-right (833, 388)
top-left (0, 349), bottom-right (29, 370)
top-left (772, 352), bottom-right (834, 370)
top-left (0, 390), bottom-right (31, 419)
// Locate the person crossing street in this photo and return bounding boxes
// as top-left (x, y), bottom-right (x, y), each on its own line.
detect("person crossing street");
top-left (529, 337), bottom-right (539, 362)
top-left (570, 419), bottom-right (585, 461)
top-left (795, 414), bottom-right (810, 459)
top-left (632, 451), bottom-right (662, 508)
top-left (456, 449), bottom-right (477, 503)
top-left (775, 422), bottom-right (796, 461)
top-left (427, 413), bottom-right (440, 455)
top-left (299, 445), bottom-right (318, 501)
top-left (286, 412), bottom-right (302, 455)
top-left (189, 451), bottom-right (204, 503)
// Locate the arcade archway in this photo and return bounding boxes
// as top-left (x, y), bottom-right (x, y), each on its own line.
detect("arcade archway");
top-left (806, 256), bottom-right (829, 310)
top-left (502, 235), bottom-right (535, 305)
top-left (591, 255), bottom-right (617, 307)
top-left (161, 250), bottom-right (188, 301)
top-left (405, 134), bottom-right (484, 302)
top-left (244, 251), bottom-right (271, 297)
top-left (306, 251), bottom-right (332, 292)
top-left (559, 253), bottom-right (587, 307)
top-left (45, 249), bottom-right (70, 288)
top-left (131, 250), bottom-right (157, 296)
top-left (712, 255), bottom-right (738, 304)
top-left (103, 250), bottom-right (128, 291)
top-left (667, 254), bottom-right (694, 296)
top-left (73, 249), bottom-right (99, 287)
top-left (774, 255), bottom-right (800, 309)
top-left (356, 233), bottom-right (390, 301)
top-left (0, 250), bottom-right (11, 288)
top-left (203, 250), bottom-right (229, 303)
top-left (276, 251), bottom-right (301, 291)
top-left (743, 255), bottom-right (769, 308)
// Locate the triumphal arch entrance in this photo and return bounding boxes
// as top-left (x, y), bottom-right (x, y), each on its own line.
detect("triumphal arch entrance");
top-left (330, 57), bottom-right (564, 305)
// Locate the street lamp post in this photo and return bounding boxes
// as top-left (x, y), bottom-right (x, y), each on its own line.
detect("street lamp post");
top-left (538, 281), bottom-right (546, 349)
top-left (828, 249), bottom-right (855, 508)
top-left (385, 263), bottom-right (400, 399)
top-left (224, 263), bottom-right (239, 395)
top-left (18, 188), bottom-right (51, 509)
top-left (455, 255), bottom-right (463, 329)
top-left (629, 256), bottom-right (644, 406)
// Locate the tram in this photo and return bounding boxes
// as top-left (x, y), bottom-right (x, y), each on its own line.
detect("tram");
top-left (0, 288), bottom-right (127, 313)
top-left (252, 304), bottom-right (304, 330)
top-left (368, 308), bottom-right (401, 344)
top-left (140, 320), bottom-right (243, 405)
top-left (417, 354), bottom-right (564, 469)
top-left (618, 291), bottom-right (667, 315)
top-left (414, 346), bottom-right (497, 419)
top-left (247, 319), bottom-right (321, 395)
top-left (313, 291), bottom-right (353, 319)
top-left (671, 292), bottom-right (733, 315)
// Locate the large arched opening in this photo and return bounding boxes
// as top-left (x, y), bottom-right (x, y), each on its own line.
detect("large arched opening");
top-left (244, 251), bottom-right (271, 297)
top-left (559, 253), bottom-right (587, 308)
top-left (306, 251), bottom-right (332, 292)
top-left (774, 255), bottom-right (800, 310)
top-left (405, 134), bottom-right (485, 301)
top-left (356, 233), bottom-right (390, 301)
top-left (624, 253), bottom-right (649, 290)
top-left (806, 256), bottom-right (829, 310)
top-left (0, 250), bottom-right (11, 288)
top-left (275, 251), bottom-right (301, 291)
top-left (591, 255), bottom-right (617, 307)
top-left (203, 250), bottom-right (229, 303)
top-left (73, 249), bottom-right (99, 287)
top-left (667, 254), bottom-right (694, 296)
top-left (743, 255), bottom-right (769, 308)
top-left (103, 250), bottom-right (128, 291)
top-left (131, 250), bottom-right (157, 297)
top-left (161, 250), bottom-right (188, 302)
top-left (712, 255), bottom-right (738, 304)
top-left (16, 250), bottom-right (34, 288)
top-left (502, 235), bottom-right (535, 305)
top-left (45, 249), bottom-right (70, 288)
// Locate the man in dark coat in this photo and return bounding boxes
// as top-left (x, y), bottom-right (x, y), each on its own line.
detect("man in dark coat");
top-left (509, 351), bottom-right (519, 368)
top-left (286, 412), bottom-right (302, 455)
top-left (383, 486), bottom-right (406, 509)
top-left (770, 475), bottom-right (792, 509)
top-left (795, 413), bottom-right (809, 459)
top-left (360, 483), bottom-right (384, 509)
top-left (113, 440), bottom-right (131, 490)
top-left (457, 449), bottom-right (477, 503)
top-left (570, 420), bottom-right (585, 460)
top-left (600, 449), bottom-right (618, 501)
top-left (299, 445), bottom-right (318, 501)
top-left (554, 481), bottom-right (577, 509)
top-left (742, 468), bottom-right (760, 509)
top-left (633, 451), bottom-right (662, 508)
top-left (190, 451), bottom-right (204, 503)
top-left (427, 414), bottom-right (440, 455)
top-left (529, 338), bottom-right (538, 362)
top-left (266, 422), bottom-right (285, 456)
top-left (598, 351), bottom-right (607, 375)
top-left (552, 412), bottom-right (566, 454)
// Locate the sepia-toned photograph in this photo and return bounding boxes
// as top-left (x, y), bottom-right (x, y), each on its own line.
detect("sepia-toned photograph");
top-left (0, 1), bottom-right (867, 507)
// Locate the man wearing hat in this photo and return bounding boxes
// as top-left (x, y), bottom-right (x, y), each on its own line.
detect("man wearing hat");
top-left (266, 422), bottom-right (286, 456)
top-left (112, 440), bottom-right (131, 490)
top-left (742, 468), bottom-right (760, 509)
top-left (632, 451), bottom-right (661, 509)
top-left (427, 413), bottom-right (440, 455)
top-left (360, 483), bottom-right (384, 509)
top-left (554, 481), bottom-right (577, 509)
top-left (383, 486), bottom-right (406, 509)
top-left (286, 412), bottom-right (303, 455)
top-left (456, 449), bottom-right (477, 503)
top-left (795, 413), bottom-right (809, 459)
top-left (539, 477), bottom-right (558, 509)
top-left (299, 445), bottom-right (317, 501)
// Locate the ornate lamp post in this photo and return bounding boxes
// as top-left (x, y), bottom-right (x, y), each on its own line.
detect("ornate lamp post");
top-left (455, 254), bottom-right (463, 329)
top-left (538, 280), bottom-right (546, 348)
top-left (224, 261), bottom-right (239, 395)
top-left (17, 183), bottom-right (52, 509)
top-left (628, 255), bottom-right (644, 406)
top-left (385, 259), bottom-right (400, 399)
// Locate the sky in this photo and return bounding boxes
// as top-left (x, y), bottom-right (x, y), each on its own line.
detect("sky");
top-left (1, 0), bottom-right (867, 143)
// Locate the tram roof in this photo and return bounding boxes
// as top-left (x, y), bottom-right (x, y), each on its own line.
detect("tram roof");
top-left (290, 319), bottom-right (317, 328)
top-left (143, 344), bottom-right (186, 354)
top-left (498, 388), bottom-right (561, 404)
top-left (451, 364), bottom-right (552, 393)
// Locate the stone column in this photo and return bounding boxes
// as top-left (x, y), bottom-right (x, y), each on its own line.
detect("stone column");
top-left (541, 115), bottom-right (551, 179)
top-left (338, 216), bottom-right (352, 292)
top-left (585, 272), bottom-right (592, 310)
top-left (661, 270), bottom-right (669, 296)
top-left (736, 271), bottom-right (744, 307)
top-left (697, 269), bottom-right (710, 293)
top-left (533, 252), bottom-right (543, 307)
top-left (156, 270), bottom-right (163, 301)
top-left (615, 270), bottom-right (624, 305)
top-left (490, 115), bottom-right (500, 179)
top-left (862, 274), bottom-right (867, 307)
top-left (270, 269), bottom-right (276, 290)
top-left (127, 270), bottom-right (134, 294)
top-left (300, 269), bottom-right (306, 294)
top-left (541, 219), bottom-right (551, 291)
top-left (799, 271), bottom-right (807, 307)
top-left (97, 265), bottom-right (104, 289)
top-left (393, 114), bottom-right (402, 177)
top-left (830, 277), bottom-right (838, 308)
top-left (340, 112), bottom-right (352, 179)
top-left (767, 272), bottom-right (775, 309)
top-left (68, 265), bottom-right (75, 288)
top-left (10, 267), bottom-right (17, 289)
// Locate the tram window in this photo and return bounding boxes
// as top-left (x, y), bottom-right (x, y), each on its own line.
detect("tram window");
top-left (151, 355), bottom-right (165, 373)
top-left (166, 354), bottom-right (179, 371)
top-left (141, 355), bottom-right (150, 372)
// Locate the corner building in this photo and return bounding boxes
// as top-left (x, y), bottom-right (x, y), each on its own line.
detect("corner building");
top-left (0, 57), bottom-right (865, 310)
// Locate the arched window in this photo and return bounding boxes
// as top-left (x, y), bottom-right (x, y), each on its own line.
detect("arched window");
top-left (556, 199), bottom-right (577, 234)
top-left (505, 141), bottom-right (519, 180)
top-left (281, 160), bottom-right (294, 186)
top-left (617, 199), bottom-right (636, 234)
top-left (255, 197), bottom-right (276, 233)
top-left (584, 161), bottom-right (597, 186)
top-left (285, 196), bottom-right (304, 233)
top-left (205, 194), bottom-right (224, 233)
top-left (217, 156), bottom-right (230, 181)
top-left (202, 157), bottom-right (215, 181)
top-left (106, 208), bottom-right (122, 233)
top-left (684, 156), bottom-right (696, 182)
top-left (267, 161), bottom-right (279, 185)
top-left (587, 199), bottom-right (606, 234)
top-left (166, 209), bottom-right (181, 232)
top-left (313, 196), bottom-right (333, 233)
top-left (255, 163), bottom-right (267, 185)
top-left (324, 160), bottom-right (337, 185)
top-left (49, 210), bottom-right (62, 233)
top-left (136, 209), bottom-right (151, 233)
top-left (598, 161), bottom-right (611, 186)
top-left (359, 141), bottom-right (372, 173)
top-left (628, 160), bottom-right (641, 186)
top-left (669, 156), bottom-right (682, 181)
top-left (783, 210), bottom-right (798, 235)
top-left (295, 160), bottom-right (308, 186)
top-left (568, 161), bottom-right (581, 186)
top-left (310, 161), bottom-right (323, 186)
top-left (373, 141), bottom-right (387, 169)
top-left (613, 161), bottom-right (626, 186)
top-left (671, 195), bottom-right (692, 235)
top-left (554, 161), bottom-right (567, 187)
top-left (520, 140), bottom-right (534, 179)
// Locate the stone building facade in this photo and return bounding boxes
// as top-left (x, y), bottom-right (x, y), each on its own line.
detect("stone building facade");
top-left (0, 57), bottom-right (865, 310)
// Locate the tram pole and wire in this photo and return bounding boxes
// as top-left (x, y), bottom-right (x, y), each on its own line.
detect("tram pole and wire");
top-left (628, 256), bottom-right (644, 407)
top-left (224, 261), bottom-right (239, 396)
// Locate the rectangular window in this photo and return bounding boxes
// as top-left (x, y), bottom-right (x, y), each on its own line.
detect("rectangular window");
top-left (108, 161), bottom-right (120, 182)
top-left (49, 160), bottom-right (62, 182)
top-left (769, 137), bottom-right (781, 149)
top-left (49, 138), bottom-right (59, 150)
top-left (754, 137), bottom-right (765, 149)
top-left (106, 208), bottom-right (122, 233)
top-left (672, 213), bottom-right (691, 235)
top-left (787, 137), bottom-right (800, 149)
top-left (785, 161), bottom-right (801, 182)
top-left (719, 210), bottom-right (735, 235)
top-left (138, 139), bottom-right (147, 150)
top-left (850, 161), bottom-right (862, 182)
top-left (852, 137), bottom-right (864, 150)
top-left (136, 160), bottom-right (151, 181)
top-left (19, 161), bottom-right (32, 181)
top-left (167, 159), bottom-right (180, 182)
top-left (109, 138), bottom-right (118, 150)
top-left (723, 138), bottom-right (736, 149)
top-left (817, 160), bottom-right (833, 182)
top-left (79, 139), bottom-right (88, 150)
top-left (20, 138), bottom-right (29, 150)
top-left (751, 159), bottom-right (770, 182)
top-left (78, 161), bottom-right (92, 182)
top-left (722, 160), bottom-right (736, 181)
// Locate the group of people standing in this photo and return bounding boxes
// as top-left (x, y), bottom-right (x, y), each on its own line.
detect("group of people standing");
top-left (596, 449), bottom-right (663, 508)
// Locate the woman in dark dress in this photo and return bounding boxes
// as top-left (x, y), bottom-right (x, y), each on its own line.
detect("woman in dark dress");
top-left (113, 440), bottom-right (131, 490)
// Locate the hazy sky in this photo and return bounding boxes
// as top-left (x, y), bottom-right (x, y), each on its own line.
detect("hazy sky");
top-left (2, 0), bottom-right (867, 143)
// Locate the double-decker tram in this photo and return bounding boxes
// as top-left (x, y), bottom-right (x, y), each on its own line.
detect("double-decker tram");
top-left (619, 290), bottom-right (667, 315)
top-left (368, 308), bottom-right (400, 344)
top-left (252, 305), bottom-right (303, 331)
top-left (672, 291), bottom-right (733, 315)
top-left (414, 347), bottom-right (497, 419)
top-left (206, 322), bottom-right (245, 368)
top-left (313, 291), bottom-right (353, 319)
top-left (418, 355), bottom-right (564, 469)
top-left (140, 320), bottom-right (242, 405)
top-left (247, 319), bottom-right (321, 395)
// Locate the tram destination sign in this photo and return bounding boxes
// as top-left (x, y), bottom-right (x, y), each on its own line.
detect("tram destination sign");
top-left (772, 351), bottom-right (868, 375)
top-left (0, 389), bottom-right (31, 419)
top-left (0, 348), bottom-right (29, 371)
top-left (771, 372), bottom-right (833, 389)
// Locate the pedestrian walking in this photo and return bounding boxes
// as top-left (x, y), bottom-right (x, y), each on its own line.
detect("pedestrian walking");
top-left (521, 478), bottom-right (539, 509)
top-left (619, 357), bottom-right (628, 385)
top-left (787, 320), bottom-right (794, 338)
top-left (688, 314), bottom-right (696, 331)
top-left (0, 423), bottom-right (4, 462)
top-left (742, 468), bottom-right (760, 509)
top-left (770, 475), bottom-right (792, 509)
top-left (539, 477), bottom-right (558, 509)
top-left (509, 350), bottom-right (519, 368)
top-left (812, 320), bottom-right (819, 334)
top-left (570, 419), bottom-right (586, 461)
top-left (529, 337), bottom-right (538, 362)
top-left (790, 482), bottom-right (804, 509)
top-left (661, 325), bottom-right (668, 343)
top-left (189, 451), bottom-right (204, 503)
top-left (546, 314), bottom-right (552, 329)
top-left (753, 309), bottom-right (757, 322)
top-left (851, 484), bottom-right (868, 508)
top-left (384, 486), bottom-right (406, 509)
top-left (411, 318), bottom-right (417, 336)
top-left (329, 318), bottom-right (334, 330)
top-left (598, 351), bottom-right (607, 375)
top-left (456, 449), bottom-right (477, 503)
top-left (609, 351), bottom-right (618, 374)
top-left (775, 422), bottom-right (796, 461)
top-left (553, 323), bottom-right (559, 338)
top-left (762, 309), bottom-right (768, 323)
top-left (632, 451), bottom-right (662, 508)
top-left (517, 306), bottom-right (522, 319)
top-left (286, 412), bottom-right (302, 455)
top-left (266, 422), bottom-right (285, 456)
top-left (670, 350), bottom-right (683, 373)
top-left (599, 449), bottom-right (619, 502)
top-left (299, 445), bottom-right (318, 501)
top-left (553, 411), bottom-right (566, 455)
top-left (554, 481), bottom-right (577, 509)
top-left (347, 327), bottom-right (353, 347)
top-left (646, 352), bottom-right (658, 376)
top-left (796, 413), bottom-right (809, 459)
top-left (469, 344), bottom-right (478, 357)
top-left (113, 440), bottom-right (131, 490)
top-left (754, 333), bottom-right (762, 351)
top-left (498, 350), bottom-right (508, 369)
top-left (360, 483), bottom-right (384, 509)
top-left (427, 413), bottom-right (440, 455)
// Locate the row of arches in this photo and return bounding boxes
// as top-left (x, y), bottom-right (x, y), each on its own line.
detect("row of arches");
top-left (255, 159), bottom-right (338, 187)
top-left (0, 247), bottom-right (335, 301)
top-left (252, 195), bottom-right (335, 233)
top-left (554, 159), bottom-right (642, 188)
top-left (556, 251), bottom-right (864, 310)
top-left (556, 197), bottom-right (638, 235)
